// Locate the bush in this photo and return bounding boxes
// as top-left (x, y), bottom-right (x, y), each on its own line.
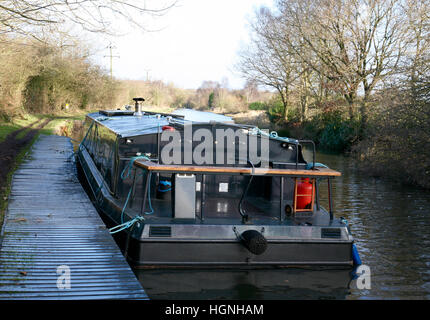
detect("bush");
top-left (248, 101), bottom-right (267, 110)
top-left (266, 97), bottom-right (285, 123)
top-left (0, 37), bottom-right (118, 118)
top-left (301, 110), bottom-right (359, 152)
top-left (353, 85), bottom-right (430, 188)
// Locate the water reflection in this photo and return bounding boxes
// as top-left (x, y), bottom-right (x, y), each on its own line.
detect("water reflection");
top-left (309, 151), bottom-right (430, 299)
top-left (133, 267), bottom-right (354, 300)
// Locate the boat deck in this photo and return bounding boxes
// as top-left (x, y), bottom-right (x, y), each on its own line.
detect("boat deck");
top-left (0, 135), bottom-right (148, 300)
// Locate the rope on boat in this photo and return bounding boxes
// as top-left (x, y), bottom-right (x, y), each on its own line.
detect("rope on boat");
top-left (249, 127), bottom-right (298, 144)
top-left (95, 116), bottom-right (112, 122)
top-left (120, 155), bottom-right (149, 179)
top-left (108, 155), bottom-right (154, 234)
top-left (305, 162), bottom-right (329, 170)
top-left (120, 155), bottom-right (154, 221)
top-left (109, 215), bottom-right (145, 234)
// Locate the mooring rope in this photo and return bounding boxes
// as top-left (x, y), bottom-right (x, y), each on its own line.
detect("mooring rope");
top-left (109, 215), bottom-right (146, 234)
top-left (109, 155), bottom-right (153, 234)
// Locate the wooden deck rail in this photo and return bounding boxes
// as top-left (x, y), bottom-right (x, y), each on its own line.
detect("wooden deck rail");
top-left (133, 160), bottom-right (341, 177)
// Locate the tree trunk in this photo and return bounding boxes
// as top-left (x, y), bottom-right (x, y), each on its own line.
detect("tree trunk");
top-left (345, 92), bottom-right (355, 120)
top-left (279, 86), bottom-right (289, 123)
top-left (300, 70), bottom-right (310, 122)
top-left (359, 89), bottom-right (370, 137)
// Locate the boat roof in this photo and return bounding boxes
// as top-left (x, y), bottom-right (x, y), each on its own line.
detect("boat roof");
top-left (171, 108), bottom-right (234, 123)
top-left (87, 112), bottom-right (171, 138)
top-left (87, 109), bottom-right (234, 138)
top-left (87, 108), bottom-right (298, 144)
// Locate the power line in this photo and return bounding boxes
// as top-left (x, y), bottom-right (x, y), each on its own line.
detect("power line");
top-left (104, 44), bottom-right (120, 80)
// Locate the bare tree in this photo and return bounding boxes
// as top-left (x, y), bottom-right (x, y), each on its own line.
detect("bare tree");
top-left (242, 79), bottom-right (258, 104)
top-left (402, 0), bottom-right (430, 99)
top-left (0, 0), bottom-right (176, 39)
top-left (195, 80), bottom-right (219, 109)
top-left (278, 0), bottom-right (407, 131)
top-left (236, 7), bottom-right (303, 122)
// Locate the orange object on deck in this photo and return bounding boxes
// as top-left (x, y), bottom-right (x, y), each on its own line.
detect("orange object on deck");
top-left (162, 125), bottom-right (175, 131)
top-left (296, 178), bottom-right (313, 209)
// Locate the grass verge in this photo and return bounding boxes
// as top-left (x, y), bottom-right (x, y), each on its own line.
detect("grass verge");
top-left (0, 131), bottom-right (41, 233)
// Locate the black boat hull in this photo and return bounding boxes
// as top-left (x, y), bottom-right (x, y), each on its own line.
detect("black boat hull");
top-left (126, 239), bottom-right (353, 267)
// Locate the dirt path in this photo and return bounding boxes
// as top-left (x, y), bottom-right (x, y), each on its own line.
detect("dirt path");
top-left (5, 119), bottom-right (43, 141)
top-left (0, 118), bottom-right (51, 195)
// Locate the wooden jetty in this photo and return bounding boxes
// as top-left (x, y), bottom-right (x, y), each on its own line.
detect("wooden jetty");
top-left (0, 135), bottom-right (148, 300)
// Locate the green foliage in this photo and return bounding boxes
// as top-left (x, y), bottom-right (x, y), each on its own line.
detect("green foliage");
top-left (301, 110), bottom-right (359, 152)
top-left (266, 96), bottom-right (285, 123)
top-left (276, 128), bottom-right (291, 138)
top-left (286, 108), bottom-right (301, 123)
top-left (248, 101), bottom-right (267, 110)
top-left (208, 92), bottom-right (215, 108)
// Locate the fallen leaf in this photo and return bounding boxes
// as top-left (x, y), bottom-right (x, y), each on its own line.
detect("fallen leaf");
top-left (13, 218), bottom-right (27, 222)
top-left (19, 271), bottom-right (27, 276)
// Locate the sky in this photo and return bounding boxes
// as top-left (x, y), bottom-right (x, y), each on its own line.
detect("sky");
top-left (94, 0), bottom-right (274, 90)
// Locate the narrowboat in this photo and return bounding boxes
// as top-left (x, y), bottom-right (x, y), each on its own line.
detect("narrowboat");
top-left (76, 98), bottom-right (360, 267)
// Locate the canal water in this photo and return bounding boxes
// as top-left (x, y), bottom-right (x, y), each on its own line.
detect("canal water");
top-left (132, 150), bottom-right (430, 300)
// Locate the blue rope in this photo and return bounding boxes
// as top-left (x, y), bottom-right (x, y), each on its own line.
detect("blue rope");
top-left (110, 155), bottom-right (154, 233)
top-left (306, 162), bottom-right (329, 170)
top-left (249, 127), bottom-right (298, 144)
top-left (142, 177), bottom-right (154, 215)
top-left (95, 116), bottom-right (111, 122)
top-left (270, 131), bottom-right (279, 138)
top-left (109, 215), bottom-right (145, 234)
top-left (120, 186), bottom-right (133, 224)
top-left (120, 155), bottom-right (149, 180)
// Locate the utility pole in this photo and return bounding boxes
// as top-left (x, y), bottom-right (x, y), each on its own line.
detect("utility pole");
top-left (144, 68), bottom-right (151, 82)
top-left (104, 44), bottom-right (120, 80)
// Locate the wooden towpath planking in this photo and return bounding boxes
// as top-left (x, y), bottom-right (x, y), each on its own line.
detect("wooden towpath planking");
top-left (0, 135), bottom-right (148, 299)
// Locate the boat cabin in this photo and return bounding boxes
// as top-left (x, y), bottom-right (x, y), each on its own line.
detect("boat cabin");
top-left (79, 108), bottom-right (340, 226)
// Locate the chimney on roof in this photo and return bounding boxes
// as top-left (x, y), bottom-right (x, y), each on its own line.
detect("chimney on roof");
top-left (132, 97), bottom-right (145, 116)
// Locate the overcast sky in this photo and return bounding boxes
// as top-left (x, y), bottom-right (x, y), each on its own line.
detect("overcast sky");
top-left (94, 0), bottom-right (274, 90)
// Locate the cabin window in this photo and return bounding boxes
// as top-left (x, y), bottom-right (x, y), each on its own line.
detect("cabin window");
top-left (82, 120), bottom-right (117, 192)
top-left (82, 119), bottom-right (96, 153)
top-left (95, 125), bottom-right (116, 191)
